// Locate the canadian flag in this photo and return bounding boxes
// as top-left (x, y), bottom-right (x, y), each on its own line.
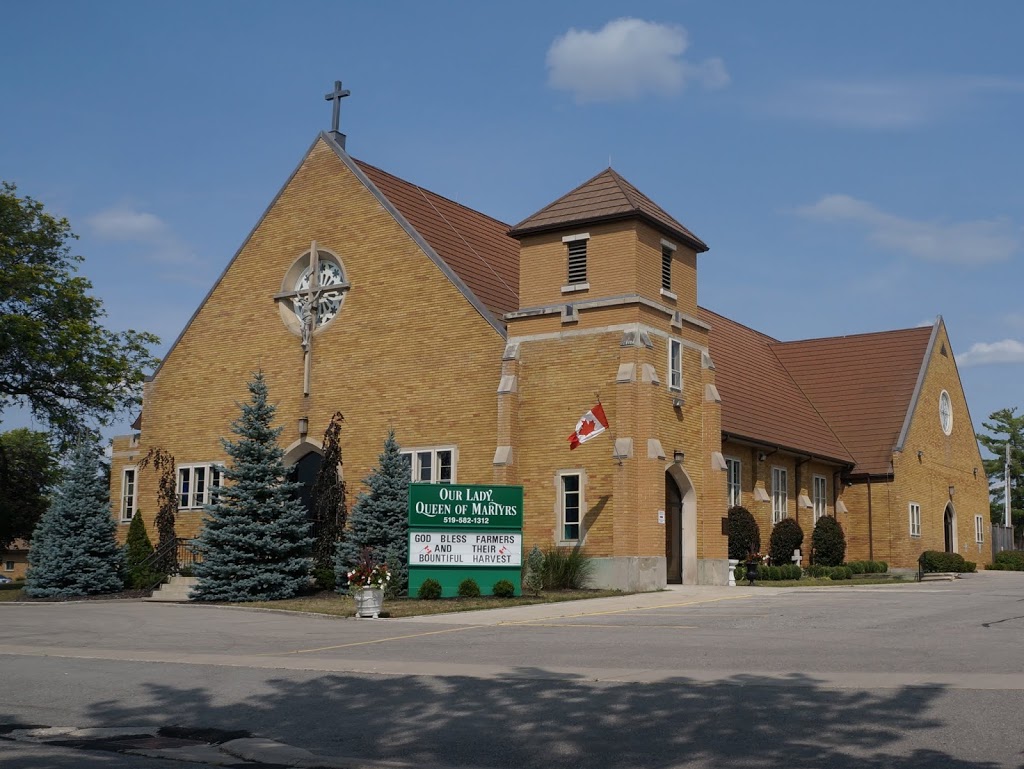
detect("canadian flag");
top-left (568, 403), bottom-right (609, 450)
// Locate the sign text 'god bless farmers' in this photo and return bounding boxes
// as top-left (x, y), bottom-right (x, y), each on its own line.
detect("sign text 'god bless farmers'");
top-left (407, 483), bottom-right (523, 530)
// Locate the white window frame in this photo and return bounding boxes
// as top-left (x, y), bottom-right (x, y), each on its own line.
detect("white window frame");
top-left (3, 561), bottom-right (13, 571)
top-left (939, 390), bottom-right (953, 435)
top-left (177, 463), bottom-right (224, 510)
top-left (726, 457), bottom-right (741, 508)
top-left (557, 470), bottom-right (584, 544)
top-left (812, 475), bottom-right (827, 522)
top-left (401, 446), bottom-right (457, 484)
top-left (120, 466), bottom-right (137, 522)
top-left (668, 338), bottom-right (683, 392)
top-left (975, 514), bottom-right (984, 544)
top-left (772, 466), bottom-right (788, 524)
top-left (909, 502), bottom-right (921, 537)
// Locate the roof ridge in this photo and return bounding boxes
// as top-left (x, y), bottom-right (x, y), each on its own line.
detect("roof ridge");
top-left (606, 168), bottom-right (641, 212)
top-left (697, 305), bottom-right (780, 343)
top-left (774, 324), bottom-right (934, 347)
top-left (411, 184), bottom-right (519, 306)
top-left (352, 158), bottom-right (512, 230)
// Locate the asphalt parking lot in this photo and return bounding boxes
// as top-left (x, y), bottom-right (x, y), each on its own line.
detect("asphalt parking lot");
top-left (1, 571), bottom-right (1022, 768)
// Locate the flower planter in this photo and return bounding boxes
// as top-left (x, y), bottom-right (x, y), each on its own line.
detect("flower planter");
top-left (744, 563), bottom-right (758, 585)
top-left (354, 587), bottom-right (384, 619)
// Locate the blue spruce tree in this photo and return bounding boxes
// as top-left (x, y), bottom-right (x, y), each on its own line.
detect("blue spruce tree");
top-left (192, 371), bottom-right (313, 601)
top-left (336, 429), bottom-right (410, 594)
top-left (25, 444), bottom-right (124, 597)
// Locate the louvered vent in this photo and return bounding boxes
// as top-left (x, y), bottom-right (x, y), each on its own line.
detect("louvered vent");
top-left (661, 245), bottom-right (672, 290)
top-left (567, 240), bottom-right (587, 284)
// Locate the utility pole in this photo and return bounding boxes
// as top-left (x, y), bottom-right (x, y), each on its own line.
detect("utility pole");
top-left (1006, 441), bottom-right (1013, 529)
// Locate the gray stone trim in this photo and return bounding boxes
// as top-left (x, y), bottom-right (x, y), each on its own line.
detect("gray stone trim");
top-left (502, 342), bottom-right (520, 360)
top-left (641, 363), bottom-right (660, 384)
top-left (639, 330), bottom-right (653, 348)
top-left (497, 375), bottom-right (517, 394)
top-left (616, 363), bottom-right (636, 383)
top-left (895, 317), bottom-right (941, 451)
top-left (613, 437), bottom-right (634, 460)
top-left (561, 304), bottom-right (579, 324)
top-left (561, 282), bottom-right (590, 293)
top-left (322, 133), bottom-right (508, 339)
top-left (711, 451), bottom-right (728, 470)
top-left (505, 293), bottom-right (711, 330)
top-left (705, 383), bottom-right (721, 403)
top-left (648, 438), bottom-right (666, 460)
top-left (493, 446), bottom-right (513, 466)
top-left (702, 351), bottom-right (716, 370)
top-left (509, 323), bottom-right (708, 354)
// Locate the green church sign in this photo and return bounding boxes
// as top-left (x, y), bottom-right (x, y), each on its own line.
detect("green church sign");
top-left (408, 483), bottom-right (523, 529)
top-left (407, 483), bottom-right (524, 597)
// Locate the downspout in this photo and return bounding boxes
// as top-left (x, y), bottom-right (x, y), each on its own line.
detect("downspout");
top-left (866, 475), bottom-right (874, 561)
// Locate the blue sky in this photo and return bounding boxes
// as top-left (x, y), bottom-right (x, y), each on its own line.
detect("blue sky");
top-left (2, 1), bottom-right (1023, 446)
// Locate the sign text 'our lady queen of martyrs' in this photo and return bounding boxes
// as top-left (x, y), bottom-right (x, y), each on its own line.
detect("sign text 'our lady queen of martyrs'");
top-left (407, 483), bottom-right (524, 596)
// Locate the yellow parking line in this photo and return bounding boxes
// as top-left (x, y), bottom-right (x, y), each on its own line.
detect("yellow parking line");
top-left (263, 625), bottom-right (485, 656)
top-left (511, 623), bottom-right (698, 629)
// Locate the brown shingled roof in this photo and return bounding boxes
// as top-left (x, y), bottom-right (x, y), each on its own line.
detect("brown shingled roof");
top-left (698, 307), bottom-right (854, 464)
top-left (771, 325), bottom-right (934, 476)
top-left (354, 160), bottom-right (520, 319)
top-left (509, 168), bottom-right (708, 252)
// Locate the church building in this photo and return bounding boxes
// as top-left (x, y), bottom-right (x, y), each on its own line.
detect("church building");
top-left (108, 89), bottom-right (991, 590)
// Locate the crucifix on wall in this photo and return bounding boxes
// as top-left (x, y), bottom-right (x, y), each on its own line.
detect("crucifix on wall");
top-left (273, 241), bottom-right (350, 397)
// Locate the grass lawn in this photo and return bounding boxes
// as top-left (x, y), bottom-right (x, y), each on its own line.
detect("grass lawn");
top-left (0, 587), bottom-right (24, 601)
top-left (235, 589), bottom-right (629, 618)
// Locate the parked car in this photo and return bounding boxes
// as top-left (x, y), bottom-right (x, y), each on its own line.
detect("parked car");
top-left (0, 575), bottom-right (12, 584)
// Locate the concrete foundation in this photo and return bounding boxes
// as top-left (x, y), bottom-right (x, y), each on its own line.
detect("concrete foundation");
top-left (590, 556), bottom-right (666, 592)
top-left (697, 558), bottom-right (730, 586)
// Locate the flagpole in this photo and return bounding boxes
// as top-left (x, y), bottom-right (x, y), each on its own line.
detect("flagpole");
top-left (1006, 441), bottom-right (1012, 529)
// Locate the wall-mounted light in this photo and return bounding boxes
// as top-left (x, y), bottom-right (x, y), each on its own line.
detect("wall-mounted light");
top-left (298, 416), bottom-right (309, 437)
top-left (673, 450), bottom-right (685, 464)
top-left (948, 485), bottom-right (955, 498)
top-left (973, 467), bottom-right (978, 479)
top-left (672, 396), bottom-right (684, 409)
top-left (758, 452), bottom-right (767, 462)
top-left (917, 450), bottom-right (924, 461)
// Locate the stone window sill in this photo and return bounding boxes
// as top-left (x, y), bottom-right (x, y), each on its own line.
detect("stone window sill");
top-left (561, 283), bottom-right (590, 294)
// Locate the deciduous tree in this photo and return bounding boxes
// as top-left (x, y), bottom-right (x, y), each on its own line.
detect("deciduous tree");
top-left (0, 182), bottom-right (159, 445)
top-left (977, 407), bottom-right (1024, 546)
top-left (0, 428), bottom-right (58, 549)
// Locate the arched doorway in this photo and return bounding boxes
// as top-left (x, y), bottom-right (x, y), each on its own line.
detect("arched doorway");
top-left (665, 466), bottom-right (697, 584)
top-left (943, 503), bottom-right (956, 553)
top-left (283, 439), bottom-right (325, 524)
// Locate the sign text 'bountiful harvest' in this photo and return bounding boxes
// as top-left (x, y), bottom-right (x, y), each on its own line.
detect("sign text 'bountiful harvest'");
top-left (409, 531), bottom-right (522, 567)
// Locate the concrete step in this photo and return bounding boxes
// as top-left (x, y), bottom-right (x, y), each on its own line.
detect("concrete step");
top-left (920, 572), bottom-right (958, 581)
top-left (145, 576), bottom-right (198, 602)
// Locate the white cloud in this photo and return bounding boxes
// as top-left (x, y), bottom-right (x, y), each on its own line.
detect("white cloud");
top-left (796, 194), bottom-right (1018, 265)
top-left (546, 18), bottom-right (729, 104)
top-left (957, 339), bottom-right (1024, 367)
top-left (773, 76), bottom-right (1024, 129)
top-left (88, 205), bottom-right (198, 266)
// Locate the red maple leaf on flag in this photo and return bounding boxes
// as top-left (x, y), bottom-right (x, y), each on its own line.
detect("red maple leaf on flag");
top-left (578, 417), bottom-right (597, 437)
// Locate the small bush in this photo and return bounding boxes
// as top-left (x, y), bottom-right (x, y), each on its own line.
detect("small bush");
top-left (848, 561), bottom-right (866, 574)
top-left (524, 545), bottom-right (545, 596)
top-left (994, 550), bottom-right (1024, 571)
top-left (919, 551), bottom-right (975, 573)
top-left (417, 578), bottom-right (442, 599)
top-left (542, 546), bottom-right (593, 589)
top-left (313, 566), bottom-right (336, 591)
top-left (805, 564), bottom-right (827, 578)
top-left (457, 578), bottom-right (481, 597)
top-left (727, 506), bottom-right (761, 561)
top-left (492, 579), bottom-right (515, 598)
top-left (986, 563), bottom-right (1006, 570)
top-left (768, 518), bottom-right (804, 566)
top-left (826, 566), bottom-right (852, 580)
top-left (811, 515), bottom-right (846, 567)
top-left (878, 561), bottom-right (888, 573)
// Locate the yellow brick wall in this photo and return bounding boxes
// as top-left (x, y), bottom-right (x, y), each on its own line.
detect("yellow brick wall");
top-left (1, 548), bottom-right (28, 580)
top-left (110, 137), bottom-right (505, 543)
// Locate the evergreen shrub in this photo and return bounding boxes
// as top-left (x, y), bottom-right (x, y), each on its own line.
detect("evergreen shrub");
top-left (827, 566), bottom-right (852, 580)
top-left (123, 513), bottom-right (161, 589)
top-left (805, 564), bottom-right (827, 578)
top-left (768, 518), bottom-right (804, 566)
top-left (993, 550), bottom-right (1024, 570)
top-left (810, 515), bottom-right (846, 566)
top-left (542, 546), bottom-right (593, 589)
top-left (457, 578), bottom-right (481, 597)
top-left (849, 561), bottom-right (866, 574)
top-left (727, 506), bottom-right (761, 561)
top-left (919, 551), bottom-right (976, 573)
top-left (25, 444), bottom-right (124, 598)
top-left (524, 545), bottom-right (545, 596)
top-left (313, 567), bottom-right (336, 591)
top-left (192, 372), bottom-right (313, 602)
top-left (417, 578), bottom-right (442, 599)
top-left (492, 579), bottom-right (515, 598)
top-left (335, 429), bottom-right (410, 594)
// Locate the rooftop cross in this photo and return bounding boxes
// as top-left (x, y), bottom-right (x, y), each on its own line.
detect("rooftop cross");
top-left (324, 80), bottom-right (351, 134)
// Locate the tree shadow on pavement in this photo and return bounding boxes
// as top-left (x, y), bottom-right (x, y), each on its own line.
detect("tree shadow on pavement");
top-left (30, 667), bottom-right (1011, 769)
